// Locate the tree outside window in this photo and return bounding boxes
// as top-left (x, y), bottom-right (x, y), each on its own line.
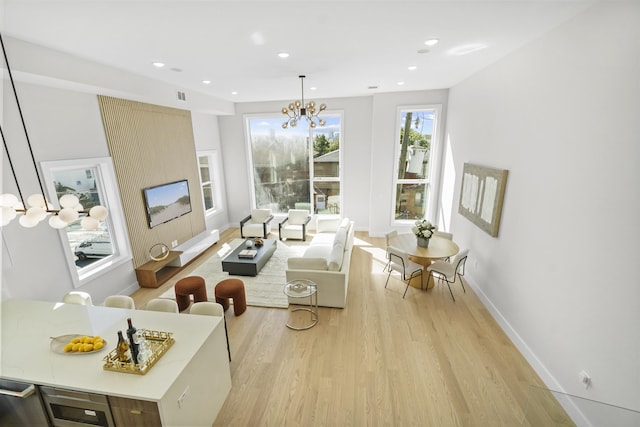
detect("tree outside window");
top-left (394, 108), bottom-right (438, 221)
top-left (246, 115), bottom-right (341, 214)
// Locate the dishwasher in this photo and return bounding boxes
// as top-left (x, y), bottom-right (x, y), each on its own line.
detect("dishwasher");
top-left (0, 379), bottom-right (51, 426)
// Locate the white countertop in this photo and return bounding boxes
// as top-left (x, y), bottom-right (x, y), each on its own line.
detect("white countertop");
top-left (0, 299), bottom-right (222, 401)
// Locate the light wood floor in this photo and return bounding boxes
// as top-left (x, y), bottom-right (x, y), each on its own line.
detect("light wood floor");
top-left (132, 228), bottom-right (573, 426)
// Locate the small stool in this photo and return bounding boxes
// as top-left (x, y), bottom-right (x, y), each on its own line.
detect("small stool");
top-left (175, 276), bottom-right (208, 312)
top-left (214, 279), bottom-right (246, 316)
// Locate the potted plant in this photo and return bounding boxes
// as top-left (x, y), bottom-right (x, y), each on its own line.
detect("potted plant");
top-left (412, 219), bottom-right (436, 247)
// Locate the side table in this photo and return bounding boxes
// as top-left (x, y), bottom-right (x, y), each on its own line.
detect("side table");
top-left (283, 279), bottom-right (318, 330)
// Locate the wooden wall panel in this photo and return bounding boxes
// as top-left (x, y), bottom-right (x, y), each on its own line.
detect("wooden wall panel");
top-left (98, 96), bottom-right (205, 268)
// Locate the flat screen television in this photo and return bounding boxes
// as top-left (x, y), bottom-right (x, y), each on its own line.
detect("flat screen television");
top-left (143, 179), bottom-right (192, 228)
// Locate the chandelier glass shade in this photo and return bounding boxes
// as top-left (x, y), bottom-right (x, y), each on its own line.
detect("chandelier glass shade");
top-left (281, 75), bottom-right (327, 129)
top-left (0, 33), bottom-right (108, 230)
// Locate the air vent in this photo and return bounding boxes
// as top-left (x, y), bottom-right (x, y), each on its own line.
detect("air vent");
top-left (177, 91), bottom-right (186, 101)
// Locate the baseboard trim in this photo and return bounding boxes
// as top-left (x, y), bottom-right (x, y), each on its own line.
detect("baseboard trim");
top-left (465, 275), bottom-right (591, 426)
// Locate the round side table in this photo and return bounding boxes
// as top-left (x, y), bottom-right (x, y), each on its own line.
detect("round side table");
top-left (283, 279), bottom-right (318, 330)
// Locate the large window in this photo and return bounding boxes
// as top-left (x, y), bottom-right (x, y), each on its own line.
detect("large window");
top-left (392, 106), bottom-right (441, 223)
top-left (197, 150), bottom-right (222, 216)
top-left (245, 114), bottom-right (341, 214)
top-left (41, 157), bottom-right (131, 287)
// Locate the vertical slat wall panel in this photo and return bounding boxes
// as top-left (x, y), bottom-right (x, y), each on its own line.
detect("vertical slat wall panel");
top-left (97, 96), bottom-right (205, 268)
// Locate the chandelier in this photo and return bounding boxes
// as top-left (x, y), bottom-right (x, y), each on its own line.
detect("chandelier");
top-left (281, 75), bottom-right (327, 129)
top-left (0, 33), bottom-right (108, 230)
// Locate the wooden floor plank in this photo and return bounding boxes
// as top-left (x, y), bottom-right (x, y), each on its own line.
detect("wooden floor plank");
top-left (132, 229), bottom-right (572, 426)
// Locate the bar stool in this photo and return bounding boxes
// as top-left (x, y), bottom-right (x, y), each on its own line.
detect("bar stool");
top-left (214, 279), bottom-right (246, 316)
top-left (174, 276), bottom-right (208, 312)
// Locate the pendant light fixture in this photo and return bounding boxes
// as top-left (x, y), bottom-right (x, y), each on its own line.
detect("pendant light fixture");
top-left (281, 75), bottom-right (327, 129)
top-left (0, 33), bottom-right (108, 230)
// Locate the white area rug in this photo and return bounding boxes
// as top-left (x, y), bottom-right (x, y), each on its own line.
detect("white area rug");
top-left (161, 239), bottom-right (307, 309)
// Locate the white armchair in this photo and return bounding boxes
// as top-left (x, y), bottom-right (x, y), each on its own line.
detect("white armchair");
top-left (279, 209), bottom-right (311, 241)
top-left (240, 209), bottom-right (274, 238)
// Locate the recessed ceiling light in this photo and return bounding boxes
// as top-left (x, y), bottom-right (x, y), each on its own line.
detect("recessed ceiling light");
top-left (448, 43), bottom-right (487, 56)
top-left (417, 49), bottom-right (430, 54)
top-left (310, 86), bottom-right (317, 91)
top-left (424, 39), bottom-right (439, 46)
top-left (368, 86), bottom-right (378, 90)
top-left (202, 80), bottom-right (211, 84)
top-left (397, 81), bottom-right (405, 86)
top-left (277, 52), bottom-right (290, 58)
top-left (231, 91), bottom-right (238, 95)
top-left (408, 66), bottom-right (417, 71)
top-left (152, 62), bottom-right (165, 68)
top-left (171, 67), bottom-right (182, 72)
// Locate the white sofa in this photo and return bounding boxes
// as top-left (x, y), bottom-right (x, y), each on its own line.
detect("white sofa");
top-left (285, 217), bottom-right (355, 308)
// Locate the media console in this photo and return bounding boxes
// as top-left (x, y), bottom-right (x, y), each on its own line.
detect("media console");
top-left (169, 229), bottom-right (220, 267)
top-left (135, 229), bottom-right (220, 288)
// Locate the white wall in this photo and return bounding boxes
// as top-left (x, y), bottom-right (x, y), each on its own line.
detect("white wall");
top-left (1, 82), bottom-right (138, 302)
top-left (369, 90), bottom-right (449, 235)
top-left (1, 82), bottom-right (225, 304)
top-left (218, 96), bottom-right (375, 229)
top-left (191, 112), bottom-right (231, 232)
top-left (218, 91), bottom-right (449, 234)
top-left (443, 1), bottom-right (640, 416)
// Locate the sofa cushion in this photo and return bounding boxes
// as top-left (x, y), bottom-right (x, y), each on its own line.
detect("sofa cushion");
top-left (327, 242), bottom-right (344, 271)
top-left (304, 244), bottom-right (332, 259)
top-left (288, 257), bottom-right (328, 271)
top-left (316, 216), bottom-right (342, 233)
top-left (339, 217), bottom-right (350, 229)
top-left (311, 233), bottom-right (335, 246)
top-left (333, 226), bottom-right (348, 249)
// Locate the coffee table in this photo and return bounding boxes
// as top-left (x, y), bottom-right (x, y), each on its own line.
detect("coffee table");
top-left (221, 239), bottom-right (277, 276)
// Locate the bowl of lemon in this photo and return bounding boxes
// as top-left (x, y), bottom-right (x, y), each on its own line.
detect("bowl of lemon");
top-left (50, 334), bottom-right (107, 355)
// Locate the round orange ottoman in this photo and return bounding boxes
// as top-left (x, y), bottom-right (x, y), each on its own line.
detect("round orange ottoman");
top-left (215, 279), bottom-right (246, 316)
top-left (175, 276), bottom-right (208, 312)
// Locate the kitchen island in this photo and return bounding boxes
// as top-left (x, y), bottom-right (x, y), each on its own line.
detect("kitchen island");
top-left (0, 299), bottom-right (231, 426)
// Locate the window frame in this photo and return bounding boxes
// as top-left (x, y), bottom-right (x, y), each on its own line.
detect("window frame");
top-left (196, 149), bottom-right (224, 218)
top-left (244, 112), bottom-right (343, 215)
top-left (40, 157), bottom-right (132, 288)
top-left (310, 114), bottom-right (343, 215)
top-left (391, 104), bottom-right (442, 225)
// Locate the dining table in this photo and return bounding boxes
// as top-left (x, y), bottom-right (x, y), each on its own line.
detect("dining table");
top-left (388, 233), bottom-right (459, 289)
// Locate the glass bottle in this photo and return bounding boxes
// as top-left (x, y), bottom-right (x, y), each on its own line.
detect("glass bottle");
top-left (126, 318), bottom-right (139, 365)
top-left (116, 331), bottom-right (131, 363)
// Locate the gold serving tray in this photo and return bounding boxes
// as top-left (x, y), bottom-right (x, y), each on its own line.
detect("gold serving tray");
top-left (102, 330), bottom-right (174, 375)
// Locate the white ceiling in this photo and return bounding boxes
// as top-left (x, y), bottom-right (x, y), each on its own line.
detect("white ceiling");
top-left (4, 1), bottom-right (594, 103)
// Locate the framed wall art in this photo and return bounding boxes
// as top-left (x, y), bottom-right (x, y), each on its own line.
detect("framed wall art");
top-left (458, 163), bottom-right (508, 237)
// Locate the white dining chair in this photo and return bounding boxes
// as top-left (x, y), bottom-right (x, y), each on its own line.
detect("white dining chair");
top-left (190, 302), bottom-right (231, 361)
top-left (385, 246), bottom-right (424, 298)
top-left (104, 295), bottom-right (136, 310)
top-left (426, 248), bottom-right (469, 302)
top-left (145, 298), bottom-right (179, 313)
top-left (383, 230), bottom-right (398, 272)
top-left (433, 231), bottom-right (453, 240)
top-left (62, 291), bottom-right (93, 306)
